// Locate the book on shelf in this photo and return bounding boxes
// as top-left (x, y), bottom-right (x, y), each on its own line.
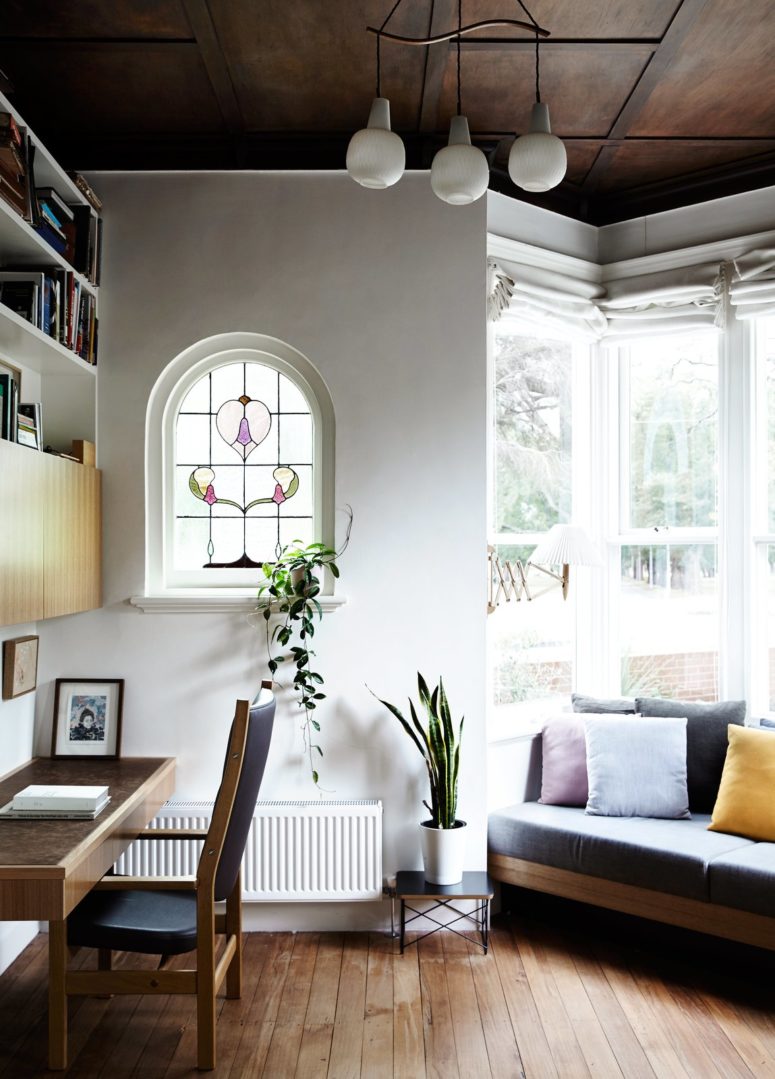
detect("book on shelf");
top-left (0, 111), bottom-right (22, 146)
top-left (0, 276), bottom-right (38, 323)
top-left (12, 784), bottom-right (109, 811)
top-left (36, 186), bottom-right (75, 225)
top-left (0, 369), bottom-right (19, 441)
top-left (18, 401), bottom-right (42, 449)
top-left (67, 171), bottom-right (103, 213)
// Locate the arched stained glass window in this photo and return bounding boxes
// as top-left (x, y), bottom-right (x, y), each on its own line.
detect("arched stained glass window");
top-left (143, 333), bottom-right (333, 598)
top-left (174, 360), bottom-right (315, 575)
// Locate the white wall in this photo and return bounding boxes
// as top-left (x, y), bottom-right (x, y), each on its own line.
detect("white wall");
top-left (0, 619), bottom-right (40, 970)
top-left (35, 171), bottom-right (488, 929)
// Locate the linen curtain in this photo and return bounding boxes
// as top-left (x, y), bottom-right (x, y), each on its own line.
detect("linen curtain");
top-left (727, 248), bottom-right (775, 320)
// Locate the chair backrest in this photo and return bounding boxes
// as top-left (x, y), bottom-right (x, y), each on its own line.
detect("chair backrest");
top-left (197, 687), bottom-right (276, 901)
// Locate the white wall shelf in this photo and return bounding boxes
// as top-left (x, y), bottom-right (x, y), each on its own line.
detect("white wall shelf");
top-left (0, 299), bottom-right (96, 378)
top-left (0, 198), bottom-right (97, 296)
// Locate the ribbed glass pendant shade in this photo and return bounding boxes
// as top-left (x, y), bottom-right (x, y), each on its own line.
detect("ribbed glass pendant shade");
top-left (508, 102), bottom-right (567, 193)
top-left (430, 116), bottom-right (490, 205)
top-left (346, 97), bottom-right (405, 189)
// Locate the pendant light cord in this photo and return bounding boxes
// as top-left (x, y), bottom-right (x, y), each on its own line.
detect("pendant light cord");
top-left (456, 0), bottom-right (462, 115)
top-left (514, 0), bottom-right (541, 102)
top-left (376, 0), bottom-right (409, 97)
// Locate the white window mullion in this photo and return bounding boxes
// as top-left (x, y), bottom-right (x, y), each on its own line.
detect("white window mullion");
top-left (719, 313), bottom-right (752, 702)
top-left (572, 341), bottom-right (595, 691)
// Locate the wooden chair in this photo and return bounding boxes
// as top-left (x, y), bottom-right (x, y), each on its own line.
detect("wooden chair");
top-left (49, 688), bottom-right (275, 1071)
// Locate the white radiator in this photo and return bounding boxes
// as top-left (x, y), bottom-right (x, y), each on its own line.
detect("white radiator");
top-left (114, 799), bottom-right (383, 902)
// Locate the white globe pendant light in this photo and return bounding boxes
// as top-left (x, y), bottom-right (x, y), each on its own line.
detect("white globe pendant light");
top-left (346, 97), bottom-right (405, 189)
top-left (431, 115), bottom-right (489, 205)
top-left (508, 100), bottom-right (567, 192)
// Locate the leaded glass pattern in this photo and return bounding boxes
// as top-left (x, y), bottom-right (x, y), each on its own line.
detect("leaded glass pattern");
top-left (174, 361), bottom-right (314, 570)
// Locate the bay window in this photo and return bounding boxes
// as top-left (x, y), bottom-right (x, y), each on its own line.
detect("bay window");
top-left (488, 319), bottom-right (733, 730)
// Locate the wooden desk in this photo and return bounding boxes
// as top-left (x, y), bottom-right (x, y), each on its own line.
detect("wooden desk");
top-left (0, 756), bottom-right (176, 1067)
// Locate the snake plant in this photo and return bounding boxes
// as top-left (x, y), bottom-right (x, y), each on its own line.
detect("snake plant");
top-left (376, 674), bottom-right (464, 829)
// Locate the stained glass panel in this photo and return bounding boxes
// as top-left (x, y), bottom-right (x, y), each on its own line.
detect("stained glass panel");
top-left (174, 361), bottom-right (314, 570)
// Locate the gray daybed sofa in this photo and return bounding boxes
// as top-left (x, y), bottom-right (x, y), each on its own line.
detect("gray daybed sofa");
top-left (487, 696), bottom-right (775, 950)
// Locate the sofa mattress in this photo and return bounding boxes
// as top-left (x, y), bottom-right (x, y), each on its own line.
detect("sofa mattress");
top-left (708, 843), bottom-right (775, 917)
top-left (488, 802), bottom-right (754, 902)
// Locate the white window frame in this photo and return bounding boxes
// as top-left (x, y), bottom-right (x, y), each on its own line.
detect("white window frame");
top-left (136, 332), bottom-right (337, 607)
top-left (750, 317), bottom-right (773, 715)
top-left (487, 315), bottom-right (592, 736)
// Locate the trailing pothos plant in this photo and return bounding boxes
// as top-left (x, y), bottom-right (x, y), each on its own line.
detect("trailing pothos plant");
top-left (256, 529), bottom-right (347, 786)
top-left (375, 674), bottom-right (464, 828)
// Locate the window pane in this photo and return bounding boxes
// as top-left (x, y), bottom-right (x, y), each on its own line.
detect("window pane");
top-left (174, 361), bottom-right (313, 569)
top-left (766, 545), bottom-right (775, 710)
top-left (625, 336), bottom-right (718, 529)
top-left (490, 544), bottom-right (573, 707)
top-left (619, 543), bottom-right (718, 700)
top-left (762, 320), bottom-right (775, 532)
top-left (494, 331), bottom-right (572, 534)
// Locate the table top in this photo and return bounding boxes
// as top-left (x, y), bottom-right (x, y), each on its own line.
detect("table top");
top-left (0, 757), bottom-right (175, 871)
top-left (395, 871), bottom-right (494, 899)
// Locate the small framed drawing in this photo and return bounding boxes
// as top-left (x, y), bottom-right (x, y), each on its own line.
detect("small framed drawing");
top-left (2, 636), bottom-right (39, 699)
top-left (51, 679), bottom-right (124, 759)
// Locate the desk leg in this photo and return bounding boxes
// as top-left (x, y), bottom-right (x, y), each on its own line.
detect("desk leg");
top-left (400, 900), bottom-right (405, 955)
top-left (48, 920), bottom-right (68, 1070)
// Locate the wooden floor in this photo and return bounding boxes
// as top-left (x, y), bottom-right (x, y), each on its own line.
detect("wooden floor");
top-left (2, 912), bottom-right (775, 1077)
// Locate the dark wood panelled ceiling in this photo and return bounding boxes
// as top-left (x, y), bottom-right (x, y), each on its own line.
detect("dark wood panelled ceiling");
top-left (0, 0), bottom-right (773, 224)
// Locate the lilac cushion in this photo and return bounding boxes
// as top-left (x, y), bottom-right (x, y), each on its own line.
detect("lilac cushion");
top-left (539, 716), bottom-right (589, 807)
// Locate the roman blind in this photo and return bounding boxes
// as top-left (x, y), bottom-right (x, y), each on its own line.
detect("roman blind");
top-left (727, 248), bottom-right (775, 320)
top-left (488, 259), bottom-right (607, 340)
top-left (600, 263), bottom-right (723, 341)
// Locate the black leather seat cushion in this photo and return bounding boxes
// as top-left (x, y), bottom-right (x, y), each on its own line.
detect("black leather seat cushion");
top-left (67, 889), bottom-right (197, 955)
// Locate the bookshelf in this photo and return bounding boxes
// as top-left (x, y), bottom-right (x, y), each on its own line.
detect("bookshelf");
top-left (0, 90), bottom-right (102, 628)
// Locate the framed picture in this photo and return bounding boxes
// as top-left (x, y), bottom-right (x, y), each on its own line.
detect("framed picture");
top-left (2, 635), bottom-right (39, 699)
top-left (51, 679), bottom-right (124, 759)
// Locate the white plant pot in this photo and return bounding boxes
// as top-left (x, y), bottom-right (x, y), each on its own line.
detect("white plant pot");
top-left (420, 820), bottom-right (467, 885)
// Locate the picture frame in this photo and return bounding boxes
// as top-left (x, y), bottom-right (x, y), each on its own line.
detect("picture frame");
top-left (51, 679), bottom-right (124, 759)
top-left (2, 635), bottom-right (39, 699)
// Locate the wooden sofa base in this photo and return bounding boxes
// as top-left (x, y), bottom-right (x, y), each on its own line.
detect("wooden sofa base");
top-left (488, 853), bottom-right (775, 952)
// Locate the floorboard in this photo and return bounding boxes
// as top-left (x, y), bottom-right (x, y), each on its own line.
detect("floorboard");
top-left (0, 912), bottom-right (771, 1078)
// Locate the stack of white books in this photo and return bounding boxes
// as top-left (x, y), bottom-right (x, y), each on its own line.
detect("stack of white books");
top-left (0, 784), bottom-right (110, 820)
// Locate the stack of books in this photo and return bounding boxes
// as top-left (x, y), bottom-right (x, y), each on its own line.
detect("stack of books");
top-left (0, 784), bottom-right (110, 820)
top-left (0, 112), bottom-right (30, 220)
top-left (17, 402), bottom-right (42, 449)
top-left (34, 186), bottom-right (73, 257)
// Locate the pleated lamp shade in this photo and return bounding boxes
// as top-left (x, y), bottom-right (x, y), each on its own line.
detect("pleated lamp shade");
top-left (530, 524), bottom-right (601, 567)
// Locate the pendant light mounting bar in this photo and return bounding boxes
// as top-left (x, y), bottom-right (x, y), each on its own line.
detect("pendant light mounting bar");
top-left (366, 20), bottom-right (550, 46)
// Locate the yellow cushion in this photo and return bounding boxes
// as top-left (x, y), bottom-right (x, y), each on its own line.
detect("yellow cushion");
top-left (709, 725), bottom-right (775, 841)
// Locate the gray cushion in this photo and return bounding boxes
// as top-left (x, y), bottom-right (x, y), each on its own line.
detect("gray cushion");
top-left (708, 844), bottom-right (775, 918)
top-left (572, 693), bottom-right (636, 714)
top-left (636, 698), bottom-right (746, 813)
top-left (759, 718), bottom-right (775, 729)
top-left (488, 802), bottom-right (753, 901)
top-left (584, 716), bottom-right (690, 819)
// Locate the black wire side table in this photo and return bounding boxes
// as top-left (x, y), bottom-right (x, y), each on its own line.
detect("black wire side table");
top-left (394, 871), bottom-right (495, 954)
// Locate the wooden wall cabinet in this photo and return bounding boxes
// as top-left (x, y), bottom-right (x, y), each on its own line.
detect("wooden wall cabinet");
top-left (0, 440), bottom-right (101, 627)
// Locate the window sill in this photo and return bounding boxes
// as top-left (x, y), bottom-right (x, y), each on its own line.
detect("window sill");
top-left (129, 593), bottom-right (348, 615)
